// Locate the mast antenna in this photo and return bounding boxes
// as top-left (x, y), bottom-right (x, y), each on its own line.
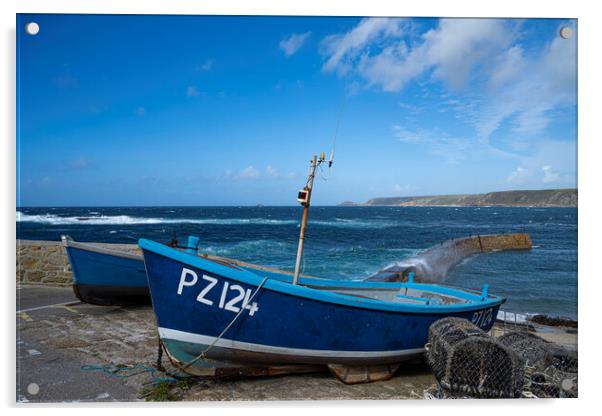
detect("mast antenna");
top-left (328, 93), bottom-right (345, 168)
top-left (292, 94), bottom-right (345, 284)
top-left (293, 154), bottom-right (326, 285)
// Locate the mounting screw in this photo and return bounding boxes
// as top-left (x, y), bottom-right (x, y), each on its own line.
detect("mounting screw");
top-left (27, 383), bottom-right (39, 395)
top-left (25, 22), bottom-right (40, 36)
top-left (559, 27), bottom-right (572, 39)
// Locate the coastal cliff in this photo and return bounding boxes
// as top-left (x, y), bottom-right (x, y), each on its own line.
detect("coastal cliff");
top-left (341, 188), bottom-right (577, 207)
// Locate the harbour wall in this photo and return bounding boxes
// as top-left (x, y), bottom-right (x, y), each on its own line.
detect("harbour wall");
top-left (16, 239), bottom-right (140, 285)
top-left (367, 233), bottom-right (532, 283)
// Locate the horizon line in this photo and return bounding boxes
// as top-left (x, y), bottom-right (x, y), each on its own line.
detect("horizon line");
top-left (15, 187), bottom-right (578, 209)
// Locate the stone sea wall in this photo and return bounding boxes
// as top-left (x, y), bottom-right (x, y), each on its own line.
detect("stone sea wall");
top-left (16, 240), bottom-right (139, 285)
top-left (368, 233), bottom-right (532, 282)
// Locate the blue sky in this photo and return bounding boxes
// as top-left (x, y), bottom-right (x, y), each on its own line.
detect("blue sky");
top-left (16, 15), bottom-right (577, 206)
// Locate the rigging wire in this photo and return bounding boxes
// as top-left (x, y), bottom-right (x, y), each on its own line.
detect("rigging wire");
top-left (319, 92), bottom-right (347, 182)
top-left (331, 91), bottom-right (346, 162)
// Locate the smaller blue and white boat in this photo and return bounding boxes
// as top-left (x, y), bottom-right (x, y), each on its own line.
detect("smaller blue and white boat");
top-left (62, 235), bottom-right (150, 306)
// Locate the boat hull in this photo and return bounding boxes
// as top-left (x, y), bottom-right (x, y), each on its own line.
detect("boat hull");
top-left (72, 281), bottom-right (150, 307)
top-left (140, 239), bottom-right (503, 371)
top-left (63, 237), bottom-right (150, 306)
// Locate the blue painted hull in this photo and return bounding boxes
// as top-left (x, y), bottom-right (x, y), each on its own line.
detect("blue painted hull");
top-left (140, 239), bottom-right (504, 370)
top-left (64, 242), bottom-right (150, 306)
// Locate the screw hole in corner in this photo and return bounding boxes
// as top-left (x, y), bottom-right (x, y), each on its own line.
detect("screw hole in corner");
top-left (559, 26), bottom-right (572, 40)
top-left (25, 22), bottom-right (40, 36)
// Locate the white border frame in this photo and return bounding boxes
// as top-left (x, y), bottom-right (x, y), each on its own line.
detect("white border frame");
top-left (3, 1), bottom-right (600, 414)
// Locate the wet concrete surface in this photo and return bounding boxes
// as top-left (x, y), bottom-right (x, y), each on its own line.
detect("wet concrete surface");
top-left (17, 286), bottom-right (160, 402)
top-left (18, 284), bottom-right (576, 403)
top-left (17, 285), bottom-right (79, 312)
top-left (16, 285), bottom-right (437, 403)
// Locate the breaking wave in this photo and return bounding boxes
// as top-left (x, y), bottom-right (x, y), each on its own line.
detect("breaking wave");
top-left (16, 211), bottom-right (396, 229)
top-left (312, 218), bottom-right (397, 229)
top-left (16, 211), bottom-right (299, 226)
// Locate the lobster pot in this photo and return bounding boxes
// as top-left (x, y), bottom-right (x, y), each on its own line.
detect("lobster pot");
top-left (426, 317), bottom-right (525, 398)
top-left (498, 332), bottom-right (578, 398)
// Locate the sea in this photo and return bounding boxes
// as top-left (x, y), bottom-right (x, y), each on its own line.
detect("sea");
top-left (16, 206), bottom-right (577, 320)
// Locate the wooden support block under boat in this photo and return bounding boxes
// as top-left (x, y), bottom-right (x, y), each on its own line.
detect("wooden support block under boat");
top-left (327, 363), bottom-right (401, 385)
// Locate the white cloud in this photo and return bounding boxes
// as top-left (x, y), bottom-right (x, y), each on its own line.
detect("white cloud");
top-left (322, 18), bottom-right (577, 143)
top-left (473, 29), bottom-right (577, 140)
top-left (542, 165), bottom-right (560, 183)
top-left (322, 18), bottom-right (513, 91)
top-left (399, 102), bottom-right (422, 113)
top-left (393, 184), bottom-right (415, 193)
top-left (232, 166), bottom-right (260, 180)
top-left (321, 18), bottom-right (406, 75)
top-left (186, 86), bottom-right (201, 97)
top-left (495, 138), bottom-right (575, 187)
top-left (265, 165), bottom-right (278, 177)
top-left (423, 19), bottom-right (516, 90)
top-left (392, 125), bottom-right (473, 164)
top-left (279, 32), bottom-right (311, 57)
top-left (392, 125), bottom-right (430, 144)
top-left (488, 45), bottom-right (525, 90)
top-left (507, 166), bottom-right (530, 184)
top-left (223, 165), bottom-right (291, 181)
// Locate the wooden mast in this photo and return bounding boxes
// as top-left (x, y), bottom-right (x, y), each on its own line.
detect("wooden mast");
top-left (293, 154), bottom-right (319, 285)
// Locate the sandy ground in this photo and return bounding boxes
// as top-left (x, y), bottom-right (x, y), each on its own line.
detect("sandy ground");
top-left (16, 284), bottom-right (577, 403)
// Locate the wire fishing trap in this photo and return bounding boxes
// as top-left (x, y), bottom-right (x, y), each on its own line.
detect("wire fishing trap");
top-left (425, 317), bottom-right (577, 399)
top-left (425, 317), bottom-right (525, 398)
top-left (497, 331), bottom-right (578, 398)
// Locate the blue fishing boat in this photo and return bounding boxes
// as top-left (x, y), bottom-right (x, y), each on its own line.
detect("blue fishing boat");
top-left (62, 235), bottom-right (150, 306)
top-left (140, 239), bottom-right (503, 373)
top-left (139, 152), bottom-right (505, 380)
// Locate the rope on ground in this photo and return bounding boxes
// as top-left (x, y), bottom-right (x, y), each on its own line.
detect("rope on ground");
top-left (80, 363), bottom-right (178, 385)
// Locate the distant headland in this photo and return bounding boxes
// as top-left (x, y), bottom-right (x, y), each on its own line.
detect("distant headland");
top-left (340, 188), bottom-right (577, 207)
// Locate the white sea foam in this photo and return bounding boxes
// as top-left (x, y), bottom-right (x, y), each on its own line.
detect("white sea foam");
top-left (16, 211), bottom-right (399, 229)
top-left (312, 219), bottom-right (397, 229)
top-left (16, 211), bottom-right (298, 226)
